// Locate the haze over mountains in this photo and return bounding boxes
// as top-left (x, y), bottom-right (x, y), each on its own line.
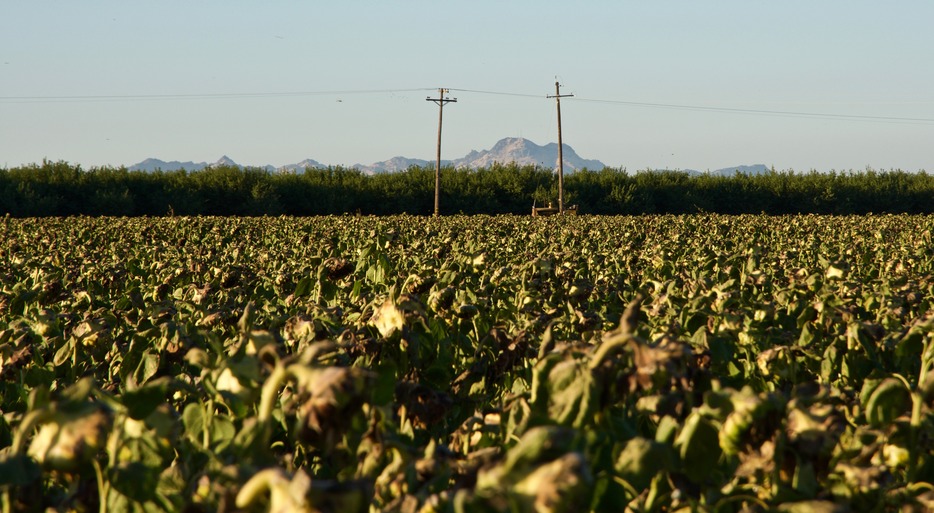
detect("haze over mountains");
top-left (128, 137), bottom-right (769, 176)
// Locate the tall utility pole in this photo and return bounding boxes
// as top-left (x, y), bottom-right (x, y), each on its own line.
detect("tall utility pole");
top-left (426, 88), bottom-right (457, 216)
top-left (547, 81), bottom-right (573, 213)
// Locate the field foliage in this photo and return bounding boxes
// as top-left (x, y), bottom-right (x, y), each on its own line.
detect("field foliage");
top-left (1, 215), bottom-right (933, 511)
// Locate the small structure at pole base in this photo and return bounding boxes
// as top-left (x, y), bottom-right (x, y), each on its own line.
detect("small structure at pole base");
top-left (531, 201), bottom-right (578, 217)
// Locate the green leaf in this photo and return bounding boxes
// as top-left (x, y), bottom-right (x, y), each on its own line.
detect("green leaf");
top-left (134, 351), bottom-right (160, 386)
top-left (52, 338), bottom-right (75, 368)
top-left (121, 334), bottom-right (148, 384)
top-left (615, 437), bottom-right (675, 491)
top-left (675, 411), bottom-right (721, 483)
top-left (0, 453), bottom-right (41, 486)
top-left (372, 360), bottom-right (398, 406)
top-left (182, 402), bottom-right (205, 445)
top-left (864, 377), bottom-right (911, 428)
top-left (210, 416), bottom-right (236, 450)
top-left (121, 377), bottom-right (171, 420)
top-left (792, 458), bottom-right (818, 497)
top-left (109, 461), bottom-right (159, 502)
top-left (293, 276), bottom-right (313, 297)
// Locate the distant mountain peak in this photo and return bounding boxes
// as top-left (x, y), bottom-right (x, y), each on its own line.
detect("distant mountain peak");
top-left (712, 164), bottom-right (770, 176)
top-left (489, 137), bottom-right (531, 153)
top-left (129, 156), bottom-right (281, 173)
top-left (211, 155), bottom-right (238, 167)
top-left (278, 158), bottom-right (326, 173)
top-left (452, 137), bottom-right (605, 172)
top-left (348, 137), bottom-right (605, 174)
top-left (643, 164), bottom-right (771, 176)
top-left (128, 158), bottom-right (210, 172)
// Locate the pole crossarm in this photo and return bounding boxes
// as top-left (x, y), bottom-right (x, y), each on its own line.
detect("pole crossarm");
top-left (427, 97), bottom-right (458, 106)
top-left (426, 88), bottom-right (457, 216)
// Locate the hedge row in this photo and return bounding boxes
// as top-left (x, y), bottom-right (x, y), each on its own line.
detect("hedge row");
top-left (1, 160), bottom-right (931, 216)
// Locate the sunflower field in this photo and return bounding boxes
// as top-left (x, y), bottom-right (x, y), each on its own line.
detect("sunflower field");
top-left (1, 214), bottom-right (933, 512)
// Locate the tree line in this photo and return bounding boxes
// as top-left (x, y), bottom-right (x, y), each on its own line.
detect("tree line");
top-left (1, 160), bottom-right (932, 216)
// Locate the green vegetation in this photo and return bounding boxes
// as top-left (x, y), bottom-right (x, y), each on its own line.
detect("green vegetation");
top-left (2, 161), bottom-right (933, 216)
top-left (2, 214), bottom-right (933, 511)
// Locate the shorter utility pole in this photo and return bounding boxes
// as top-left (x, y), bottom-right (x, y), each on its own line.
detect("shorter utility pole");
top-left (426, 88), bottom-right (457, 216)
top-left (547, 81), bottom-right (573, 213)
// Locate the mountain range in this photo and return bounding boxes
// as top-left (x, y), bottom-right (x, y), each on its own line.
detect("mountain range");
top-left (669, 164), bottom-right (771, 176)
top-left (127, 137), bottom-right (769, 176)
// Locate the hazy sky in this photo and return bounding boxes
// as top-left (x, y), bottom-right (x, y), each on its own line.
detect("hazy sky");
top-left (3, 1), bottom-right (933, 172)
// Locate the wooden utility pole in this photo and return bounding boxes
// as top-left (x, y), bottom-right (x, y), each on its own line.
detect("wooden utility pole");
top-left (426, 88), bottom-right (457, 216)
top-left (547, 81), bottom-right (573, 213)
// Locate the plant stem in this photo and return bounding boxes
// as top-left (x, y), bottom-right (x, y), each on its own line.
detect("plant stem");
top-left (93, 459), bottom-right (109, 513)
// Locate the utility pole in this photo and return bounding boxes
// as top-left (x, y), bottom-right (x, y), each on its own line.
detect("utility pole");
top-left (547, 81), bottom-right (573, 213)
top-left (426, 88), bottom-right (457, 216)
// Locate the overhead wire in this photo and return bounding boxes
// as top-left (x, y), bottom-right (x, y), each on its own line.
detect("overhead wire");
top-left (3, 85), bottom-right (933, 125)
top-left (446, 88), bottom-right (544, 99)
top-left (570, 97), bottom-right (934, 125)
top-left (448, 87), bottom-right (934, 125)
top-left (0, 88), bottom-right (437, 103)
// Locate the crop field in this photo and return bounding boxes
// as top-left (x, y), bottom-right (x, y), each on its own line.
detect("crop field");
top-left (1, 214), bottom-right (933, 512)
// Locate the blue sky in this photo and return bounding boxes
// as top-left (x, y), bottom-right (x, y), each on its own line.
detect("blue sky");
top-left (2, 1), bottom-right (933, 172)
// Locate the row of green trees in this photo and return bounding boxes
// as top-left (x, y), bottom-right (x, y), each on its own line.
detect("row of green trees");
top-left (1, 160), bottom-right (932, 216)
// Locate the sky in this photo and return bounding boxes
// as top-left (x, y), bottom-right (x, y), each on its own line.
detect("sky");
top-left (2, 1), bottom-right (934, 173)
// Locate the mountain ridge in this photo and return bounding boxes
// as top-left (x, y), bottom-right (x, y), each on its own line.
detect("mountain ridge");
top-left (127, 138), bottom-right (768, 176)
top-left (127, 137), bottom-right (606, 173)
top-left (648, 164), bottom-right (771, 176)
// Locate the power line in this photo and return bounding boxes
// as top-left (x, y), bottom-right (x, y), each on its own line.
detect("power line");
top-left (446, 88), bottom-right (543, 99)
top-left (0, 88), bottom-right (436, 103)
top-left (570, 97), bottom-right (934, 124)
top-left (448, 87), bottom-right (934, 125)
top-left (4, 84), bottom-right (934, 125)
